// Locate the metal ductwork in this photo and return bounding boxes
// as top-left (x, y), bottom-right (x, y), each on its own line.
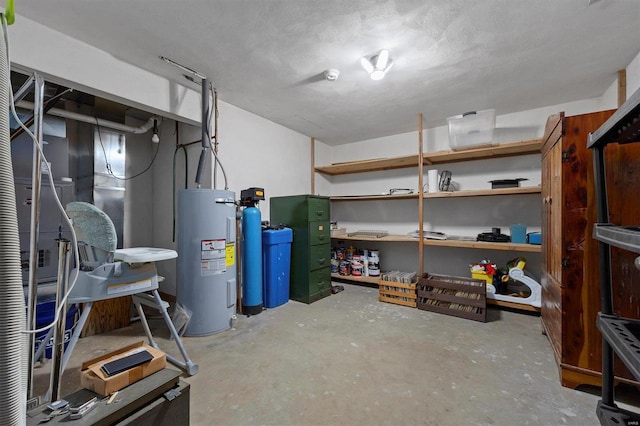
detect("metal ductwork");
top-left (16, 100), bottom-right (158, 135)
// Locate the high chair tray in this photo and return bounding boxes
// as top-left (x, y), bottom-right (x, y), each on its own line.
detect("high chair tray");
top-left (115, 248), bottom-right (178, 263)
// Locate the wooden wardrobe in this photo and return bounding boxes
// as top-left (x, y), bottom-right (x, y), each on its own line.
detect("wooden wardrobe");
top-left (541, 110), bottom-right (640, 389)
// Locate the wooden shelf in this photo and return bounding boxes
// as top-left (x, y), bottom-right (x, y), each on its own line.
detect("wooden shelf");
top-left (315, 154), bottom-right (419, 176)
top-left (331, 235), bottom-right (541, 251)
top-left (423, 139), bottom-right (542, 165)
top-left (314, 139), bottom-right (542, 176)
top-left (331, 274), bottom-right (379, 284)
top-left (331, 187), bottom-right (541, 201)
top-left (487, 298), bottom-right (541, 312)
top-left (331, 234), bottom-right (419, 243)
top-left (423, 239), bottom-right (542, 252)
top-left (331, 193), bottom-right (419, 201)
top-left (424, 186), bottom-right (541, 199)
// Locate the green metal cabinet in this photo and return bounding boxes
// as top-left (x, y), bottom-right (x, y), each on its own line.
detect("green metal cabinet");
top-left (270, 195), bottom-right (331, 304)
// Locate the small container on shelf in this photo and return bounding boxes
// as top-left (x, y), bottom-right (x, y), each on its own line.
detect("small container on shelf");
top-left (526, 232), bottom-right (541, 245)
top-left (447, 109), bottom-right (496, 151)
top-left (510, 224), bottom-right (527, 244)
top-left (330, 222), bottom-right (347, 237)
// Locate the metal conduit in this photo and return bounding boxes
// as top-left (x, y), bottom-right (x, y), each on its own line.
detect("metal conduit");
top-left (26, 74), bottom-right (44, 400)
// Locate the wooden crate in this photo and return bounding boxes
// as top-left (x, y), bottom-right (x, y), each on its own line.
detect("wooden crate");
top-left (378, 279), bottom-right (417, 308)
top-left (417, 273), bottom-right (487, 322)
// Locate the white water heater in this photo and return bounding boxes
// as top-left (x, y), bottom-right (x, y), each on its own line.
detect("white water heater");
top-left (177, 189), bottom-right (236, 336)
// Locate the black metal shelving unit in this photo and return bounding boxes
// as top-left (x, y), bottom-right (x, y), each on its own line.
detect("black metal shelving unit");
top-left (588, 86), bottom-right (640, 426)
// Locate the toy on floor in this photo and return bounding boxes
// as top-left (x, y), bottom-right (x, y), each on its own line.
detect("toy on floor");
top-left (470, 257), bottom-right (541, 308)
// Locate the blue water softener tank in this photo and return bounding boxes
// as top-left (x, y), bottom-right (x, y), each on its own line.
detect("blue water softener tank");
top-left (177, 189), bottom-right (237, 336)
top-left (241, 188), bottom-right (265, 315)
top-left (262, 227), bottom-right (293, 309)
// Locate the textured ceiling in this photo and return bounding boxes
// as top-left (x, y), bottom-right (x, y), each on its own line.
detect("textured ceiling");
top-left (15, 0), bottom-right (640, 145)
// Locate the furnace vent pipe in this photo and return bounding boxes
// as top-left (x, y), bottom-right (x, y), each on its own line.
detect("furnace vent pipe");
top-left (0, 17), bottom-right (28, 424)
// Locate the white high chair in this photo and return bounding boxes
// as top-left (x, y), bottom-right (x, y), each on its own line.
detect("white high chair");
top-left (60, 201), bottom-right (198, 375)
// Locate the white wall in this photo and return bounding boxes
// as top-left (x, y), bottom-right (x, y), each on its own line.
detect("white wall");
top-left (214, 101), bottom-right (311, 219)
top-left (599, 50), bottom-right (640, 107)
top-left (123, 117), bottom-right (154, 248)
top-left (9, 15), bottom-right (202, 127)
top-left (627, 51), bottom-right (640, 98)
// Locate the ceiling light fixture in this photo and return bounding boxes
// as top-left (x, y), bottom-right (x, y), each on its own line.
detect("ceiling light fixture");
top-left (151, 119), bottom-right (160, 143)
top-left (360, 49), bottom-right (394, 81)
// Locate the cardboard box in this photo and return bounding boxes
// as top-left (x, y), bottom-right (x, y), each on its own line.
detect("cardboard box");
top-left (81, 341), bottom-right (166, 396)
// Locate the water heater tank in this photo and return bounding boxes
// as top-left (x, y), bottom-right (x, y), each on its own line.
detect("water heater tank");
top-left (177, 189), bottom-right (236, 336)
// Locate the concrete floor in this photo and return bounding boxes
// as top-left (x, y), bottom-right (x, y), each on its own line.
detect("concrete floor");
top-left (33, 283), bottom-right (639, 425)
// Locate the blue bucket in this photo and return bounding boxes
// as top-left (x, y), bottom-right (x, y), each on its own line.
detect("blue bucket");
top-left (34, 301), bottom-right (78, 359)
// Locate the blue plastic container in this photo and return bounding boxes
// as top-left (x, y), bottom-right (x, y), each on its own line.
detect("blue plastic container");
top-left (35, 301), bottom-right (78, 359)
top-left (527, 232), bottom-right (542, 245)
top-left (510, 224), bottom-right (527, 244)
top-left (262, 227), bottom-right (293, 309)
top-left (242, 206), bottom-right (263, 315)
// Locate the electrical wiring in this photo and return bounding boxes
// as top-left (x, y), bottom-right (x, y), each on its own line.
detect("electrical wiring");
top-left (95, 119), bottom-right (161, 181)
top-left (1, 15), bottom-right (81, 336)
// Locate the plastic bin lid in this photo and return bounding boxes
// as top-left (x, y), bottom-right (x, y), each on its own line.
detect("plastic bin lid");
top-left (262, 227), bottom-right (293, 244)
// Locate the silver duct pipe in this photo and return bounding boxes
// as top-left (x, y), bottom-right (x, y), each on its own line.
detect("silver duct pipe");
top-left (16, 100), bottom-right (157, 135)
top-left (0, 20), bottom-right (28, 424)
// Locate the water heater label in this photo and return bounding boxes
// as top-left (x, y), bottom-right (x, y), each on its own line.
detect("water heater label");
top-left (202, 239), bottom-right (225, 251)
top-left (201, 259), bottom-right (225, 275)
top-left (225, 243), bottom-right (235, 266)
top-left (201, 239), bottom-right (226, 275)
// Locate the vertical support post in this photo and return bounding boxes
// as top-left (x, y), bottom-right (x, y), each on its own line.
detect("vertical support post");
top-left (618, 69), bottom-right (626, 108)
top-left (49, 239), bottom-right (71, 401)
top-left (26, 74), bottom-right (45, 398)
top-left (310, 137), bottom-right (315, 195)
top-left (417, 114), bottom-right (424, 276)
top-left (593, 145), bottom-right (614, 406)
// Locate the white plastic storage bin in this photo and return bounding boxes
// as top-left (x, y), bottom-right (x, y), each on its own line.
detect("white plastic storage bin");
top-left (447, 109), bottom-right (496, 151)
